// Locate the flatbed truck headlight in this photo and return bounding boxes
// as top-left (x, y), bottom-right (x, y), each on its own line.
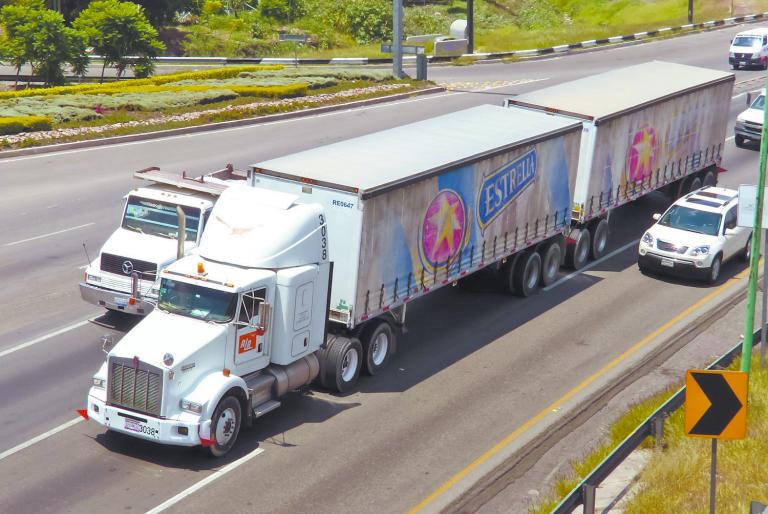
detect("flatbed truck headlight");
top-left (92, 377), bottom-right (106, 389)
top-left (87, 274), bottom-right (101, 283)
top-left (180, 399), bottom-right (203, 414)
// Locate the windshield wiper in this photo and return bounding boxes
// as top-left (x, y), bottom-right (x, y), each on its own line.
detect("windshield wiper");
top-left (155, 232), bottom-right (177, 239)
top-left (124, 225), bottom-right (144, 234)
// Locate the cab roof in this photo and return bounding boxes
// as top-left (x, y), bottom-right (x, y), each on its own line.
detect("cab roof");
top-left (676, 187), bottom-right (738, 214)
top-left (129, 185), bottom-right (216, 209)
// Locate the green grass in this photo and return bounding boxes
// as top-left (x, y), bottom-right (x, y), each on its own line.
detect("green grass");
top-left (527, 387), bottom-right (678, 514)
top-left (624, 359), bottom-right (768, 513)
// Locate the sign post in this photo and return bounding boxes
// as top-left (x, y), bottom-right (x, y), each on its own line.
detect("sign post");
top-left (278, 33), bottom-right (308, 67)
top-left (685, 369), bottom-right (748, 513)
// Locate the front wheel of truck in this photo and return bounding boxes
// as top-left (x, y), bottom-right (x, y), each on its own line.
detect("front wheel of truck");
top-left (206, 395), bottom-right (242, 458)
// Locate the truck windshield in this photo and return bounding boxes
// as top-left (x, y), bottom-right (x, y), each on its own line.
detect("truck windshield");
top-left (659, 206), bottom-right (721, 236)
top-left (158, 279), bottom-right (237, 322)
top-left (751, 95), bottom-right (765, 110)
top-left (122, 196), bottom-right (201, 241)
top-left (733, 36), bottom-right (761, 47)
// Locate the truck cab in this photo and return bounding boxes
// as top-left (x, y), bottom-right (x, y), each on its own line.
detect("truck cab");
top-left (85, 185), bottom-right (347, 457)
top-left (79, 165), bottom-right (245, 315)
top-left (735, 88), bottom-right (765, 148)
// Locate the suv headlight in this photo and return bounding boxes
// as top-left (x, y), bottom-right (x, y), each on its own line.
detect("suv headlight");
top-left (180, 399), bottom-right (203, 414)
top-left (690, 245), bottom-right (710, 257)
top-left (642, 232), bottom-right (654, 245)
top-left (92, 377), bottom-right (106, 389)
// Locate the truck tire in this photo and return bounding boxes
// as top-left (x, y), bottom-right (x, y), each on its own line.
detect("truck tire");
top-left (702, 169), bottom-right (717, 187)
top-left (320, 335), bottom-right (362, 393)
top-left (687, 176), bottom-right (702, 194)
top-left (513, 250), bottom-right (541, 297)
top-left (566, 229), bottom-right (590, 270)
top-left (735, 135), bottom-right (746, 148)
top-left (540, 241), bottom-right (561, 287)
top-left (360, 321), bottom-right (394, 376)
top-left (589, 219), bottom-right (609, 260)
top-left (206, 395), bottom-right (241, 458)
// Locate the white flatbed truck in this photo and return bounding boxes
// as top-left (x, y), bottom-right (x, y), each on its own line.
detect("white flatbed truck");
top-left (79, 165), bottom-right (246, 315)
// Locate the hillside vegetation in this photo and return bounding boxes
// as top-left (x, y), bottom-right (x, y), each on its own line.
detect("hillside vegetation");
top-left (171, 0), bottom-right (755, 57)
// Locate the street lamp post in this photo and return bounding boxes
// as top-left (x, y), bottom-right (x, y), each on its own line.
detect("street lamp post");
top-left (467, 0), bottom-right (474, 54)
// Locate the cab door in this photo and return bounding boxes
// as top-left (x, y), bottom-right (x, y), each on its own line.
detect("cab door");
top-left (234, 286), bottom-right (272, 371)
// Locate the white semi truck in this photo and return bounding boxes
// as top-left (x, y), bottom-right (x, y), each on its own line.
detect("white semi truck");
top-left (79, 165), bottom-right (246, 315)
top-left (84, 104), bottom-right (584, 456)
top-left (507, 61), bottom-right (734, 269)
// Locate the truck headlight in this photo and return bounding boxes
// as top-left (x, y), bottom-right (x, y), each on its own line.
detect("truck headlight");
top-left (753, 52), bottom-right (761, 58)
top-left (642, 232), bottom-right (654, 246)
top-left (180, 399), bottom-right (203, 414)
top-left (690, 245), bottom-right (710, 256)
top-left (730, 52), bottom-right (735, 58)
top-left (92, 377), bottom-right (106, 389)
top-left (87, 274), bottom-right (101, 283)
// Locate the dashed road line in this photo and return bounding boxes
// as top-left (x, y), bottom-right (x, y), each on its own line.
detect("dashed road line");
top-left (0, 319), bottom-right (90, 359)
top-left (3, 222), bottom-right (94, 246)
top-left (0, 417), bottom-right (83, 462)
top-left (145, 448), bottom-right (266, 513)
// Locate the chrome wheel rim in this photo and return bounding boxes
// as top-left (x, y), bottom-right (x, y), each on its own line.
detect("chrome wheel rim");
top-left (371, 333), bottom-right (389, 366)
top-left (341, 347), bottom-right (359, 383)
top-left (526, 259), bottom-right (540, 290)
top-left (215, 407), bottom-right (237, 445)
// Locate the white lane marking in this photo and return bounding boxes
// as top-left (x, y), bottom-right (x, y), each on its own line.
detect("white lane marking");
top-left (0, 319), bottom-right (90, 359)
top-left (145, 448), bottom-right (265, 514)
top-left (543, 239), bottom-right (640, 291)
top-left (0, 417), bottom-right (83, 462)
top-left (3, 222), bottom-right (94, 246)
top-left (1, 79), bottom-right (550, 164)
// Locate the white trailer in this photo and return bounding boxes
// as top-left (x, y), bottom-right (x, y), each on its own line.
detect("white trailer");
top-left (79, 165), bottom-right (246, 315)
top-left (84, 104), bottom-right (583, 456)
top-left (506, 61), bottom-right (734, 269)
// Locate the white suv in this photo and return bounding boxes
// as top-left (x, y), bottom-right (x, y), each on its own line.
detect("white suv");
top-left (638, 187), bottom-right (751, 282)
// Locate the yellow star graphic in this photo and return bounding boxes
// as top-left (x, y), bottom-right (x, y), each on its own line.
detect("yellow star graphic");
top-left (428, 196), bottom-right (461, 261)
top-left (633, 128), bottom-right (654, 173)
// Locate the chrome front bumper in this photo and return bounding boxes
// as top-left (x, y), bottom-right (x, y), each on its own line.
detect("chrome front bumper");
top-left (79, 282), bottom-right (155, 315)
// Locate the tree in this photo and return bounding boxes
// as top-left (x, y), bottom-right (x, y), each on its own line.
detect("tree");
top-left (74, 0), bottom-right (165, 82)
top-left (0, 0), bottom-right (87, 86)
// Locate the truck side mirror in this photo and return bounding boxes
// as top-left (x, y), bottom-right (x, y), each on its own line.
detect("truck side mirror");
top-left (258, 302), bottom-right (270, 331)
top-left (747, 92), bottom-right (753, 107)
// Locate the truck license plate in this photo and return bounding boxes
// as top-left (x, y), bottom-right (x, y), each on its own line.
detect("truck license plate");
top-left (661, 258), bottom-right (674, 268)
top-left (123, 417), bottom-right (160, 439)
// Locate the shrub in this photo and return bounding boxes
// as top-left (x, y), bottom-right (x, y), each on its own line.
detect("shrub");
top-left (404, 7), bottom-right (447, 37)
top-left (344, 0), bottom-right (391, 44)
top-left (0, 115), bottom-right (52, 135)
top-left (228, 83), bottom-right (308, 98)
top-left (260, 0), bottom-right (304, 23)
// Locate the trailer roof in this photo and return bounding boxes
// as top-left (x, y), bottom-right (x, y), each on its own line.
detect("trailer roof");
top-left (509, 61), bottom-right (734, 123)
top-left (251, 104), bottom-right (581, 197)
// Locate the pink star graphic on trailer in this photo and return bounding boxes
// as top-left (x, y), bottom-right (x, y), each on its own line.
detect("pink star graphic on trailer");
top-left (627, 125), bottom-right (658, 182)
top-left (421, 190), bottom-right (466, 267)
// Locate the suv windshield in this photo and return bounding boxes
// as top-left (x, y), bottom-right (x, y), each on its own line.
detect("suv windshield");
top-left (158, 278), bottom-right (237, 322)
top-left (733, 36), bottom-right (761, 47)
top-left (751, 94), bottom-right (766, 110)
top-left (659, 205), bottom-right (721, 236)
top-left (122, 196), bottom-right (201, 241)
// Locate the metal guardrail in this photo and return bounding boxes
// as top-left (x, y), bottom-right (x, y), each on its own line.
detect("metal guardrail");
top-left (552, 331), bottom-right (757, 513)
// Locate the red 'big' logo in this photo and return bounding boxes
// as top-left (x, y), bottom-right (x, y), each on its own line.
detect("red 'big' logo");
top-left (238, 332), bottom-right (258, 354)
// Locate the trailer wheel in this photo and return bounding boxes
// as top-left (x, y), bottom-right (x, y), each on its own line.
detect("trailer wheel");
top-left (702, 169), bottom-right (717, 187)
top-left (540, 242), bottom-right (561, 287)
top-left (320, 335), bottom-right (362, 393)
top-left (589, 219), bottom-right (610, 260)
top-left (566, 229), bottom-right (590, 270)
top-left (206, 395), bottom-right (241, 458)
top-left (361, 321), bottom-right (394, 376)
top-left (513, 250), bottom-right (541, 297)
top-left (687, 176), bottom-right (702, 194)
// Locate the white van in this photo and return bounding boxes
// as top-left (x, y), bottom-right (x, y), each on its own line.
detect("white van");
top-left (729, 28), bottom-right (768, 69)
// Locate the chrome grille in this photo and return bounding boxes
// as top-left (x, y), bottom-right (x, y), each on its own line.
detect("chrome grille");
top-left (656, 240), bottom-right (688, 254)
top-left (108, 357), bottom-right (163, 416)
top-left (101, 253), bottom-right (157, 279)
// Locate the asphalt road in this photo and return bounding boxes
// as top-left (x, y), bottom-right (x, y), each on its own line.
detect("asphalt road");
top-left (0, 23), bottom-right (766, 514)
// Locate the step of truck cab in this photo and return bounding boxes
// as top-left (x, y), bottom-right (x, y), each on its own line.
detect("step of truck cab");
top-left (252, 400), bottom-right (281, 418)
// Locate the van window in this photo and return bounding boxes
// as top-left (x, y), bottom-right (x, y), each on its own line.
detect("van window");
top-left (733, 36), bottom-right (761, 48)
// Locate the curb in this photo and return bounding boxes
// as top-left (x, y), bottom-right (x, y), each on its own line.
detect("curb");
top-left (0, 86), bottom-right (445, 159)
